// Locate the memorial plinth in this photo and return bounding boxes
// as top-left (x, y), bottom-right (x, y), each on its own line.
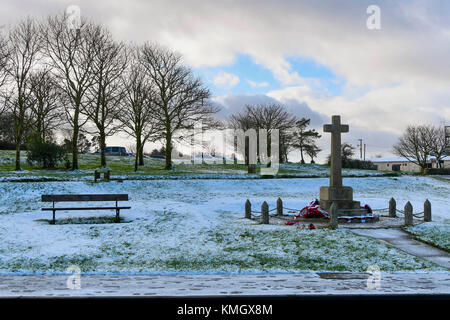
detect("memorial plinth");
top-left (319, 186), bottom-right (361, 211)
top-left (319, 115), bottom-right (363, 216)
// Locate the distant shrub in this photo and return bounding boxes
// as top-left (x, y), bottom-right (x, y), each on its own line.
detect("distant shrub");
top-left (27, 140), bottom-right (67, 169)
top-left (0, 141), bottom-right (27, 150)
top-left (344, 159), bottom-right (377, 170)
top-left (427, 168), bottom-right (450, 175)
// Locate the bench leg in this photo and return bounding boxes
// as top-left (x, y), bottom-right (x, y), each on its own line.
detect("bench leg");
top-left (52, 209), bottom-right (56, 225)
top-left (115, 209), bottom-right (120, 223)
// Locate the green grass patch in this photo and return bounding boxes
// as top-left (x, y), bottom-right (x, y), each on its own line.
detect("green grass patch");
top-left (406, 223), bottom-right (450, 252)
top-left (35, 216), bottom-right (128, 225)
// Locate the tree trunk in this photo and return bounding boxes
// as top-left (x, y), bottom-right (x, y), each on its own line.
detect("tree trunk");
top-left (138, 142), bottom-right (144, 166)
top-left (420, 161), bottom-right (427, 175)
top-left (15, 142), bottom-right (21, 171)
top-left (300, 146), bottom-right (305, 164)
top-left (165, 135), bottom-right (172, 170)
top-left (71, 129), bottom-right (78, 170)
top-left (134, 138), bottom-right (141, 172)
top-left (100, 131), bottom-right (106, 168)
top-left (71, 109), bottom-right (80, 170)
top-left (134, 142), bottom-right (139, 172)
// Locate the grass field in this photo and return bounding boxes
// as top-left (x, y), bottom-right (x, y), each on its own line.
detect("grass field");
top-left (407, 222), bottom-right (450, 252)
top-left (0, 150), bottom-right (392, 181)
top-left (0, 176), bottom-right (448, 274)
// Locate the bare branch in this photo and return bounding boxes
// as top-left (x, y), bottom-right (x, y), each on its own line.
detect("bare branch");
top-left (140, 43), bottom-right (218, 169)
top-left (43, 13), bottom-right (98, 169)
top-left (2, 17), bottom-right (43, 170)
top-left (81, 25), bottom-right (128, 167)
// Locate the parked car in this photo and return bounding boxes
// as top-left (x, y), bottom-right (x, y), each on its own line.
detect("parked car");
top-left (95, 146), bottom-right (128, 156)
top-left (150, 155), bottom-right (165, 159)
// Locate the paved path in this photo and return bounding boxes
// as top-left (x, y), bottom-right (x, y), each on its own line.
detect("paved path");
top-left (351, 228), bottom-right (450, 269)
top-left (0, 272), bottom-right (449, 297)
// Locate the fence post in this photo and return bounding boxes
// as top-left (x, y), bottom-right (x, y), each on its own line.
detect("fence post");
top-left (245, 199), bottom-right (251, 219)
top-left (277, 197), bottom-right (283, 216)
top-left (424, 199), bottom-right (432, 222)
top-left (404, 201), bottom-right (413, 226)
top-left (261, 201), bottom-right (269, 224)
top-left (389, 197), bottom-right (396, 218)
top-left (329, 202), bottom-right (338, 230)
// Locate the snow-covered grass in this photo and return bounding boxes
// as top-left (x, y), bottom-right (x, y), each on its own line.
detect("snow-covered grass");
top-left (0, 176), bottom-right (448, 274)
top-left (0, 150), bottom-right (393, 182)
top-left (407, 222), bottom-right (450, 251)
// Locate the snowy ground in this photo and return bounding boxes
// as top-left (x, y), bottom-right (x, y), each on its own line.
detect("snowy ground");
top-left (0, 176), bottom-right (448, 275)
top-left (0, 150), bottom-right (391, 182)
top-left (407, 222), bottom-right (450, 251)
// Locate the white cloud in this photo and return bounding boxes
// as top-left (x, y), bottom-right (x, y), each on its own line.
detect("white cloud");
top-left (247, 80), bottom-right (269, 88)
top-left (5, 0), bottom-right (447, 89)
top-left (212, 93), bottom-right (326, 126)
top-left (267, 82), bottom-right (450, 158)
top-left (2, 0), bottom-right (448, 159)
top-left (213, 72), bottom-right (240, 89)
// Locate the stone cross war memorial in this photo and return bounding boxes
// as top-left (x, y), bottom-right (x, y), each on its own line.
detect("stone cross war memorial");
top-left (320, 115), bottom-right (364, 216)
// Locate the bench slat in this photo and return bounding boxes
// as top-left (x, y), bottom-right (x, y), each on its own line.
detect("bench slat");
top-left (42, 194), bottom-right (128, 202)
top-left (42, 206), bottom-right (131, 211)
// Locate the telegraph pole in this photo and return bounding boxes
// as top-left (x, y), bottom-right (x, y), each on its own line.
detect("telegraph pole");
top-left (358, 139), bottom-right (363, 159)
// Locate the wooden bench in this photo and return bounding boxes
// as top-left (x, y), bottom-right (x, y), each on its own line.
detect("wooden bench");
top-left (41, 194), bottom-right (131, 224)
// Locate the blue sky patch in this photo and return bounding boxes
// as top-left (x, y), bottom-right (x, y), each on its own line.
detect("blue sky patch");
top-left (193, 54), bottom-right (346, 98)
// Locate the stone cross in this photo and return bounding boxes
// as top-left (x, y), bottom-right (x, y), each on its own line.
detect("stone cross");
top-left (323, 115), bottom-right (349, 188)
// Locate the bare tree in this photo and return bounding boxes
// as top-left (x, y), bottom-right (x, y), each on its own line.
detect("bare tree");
top-left (429, 125), bottom-right (447, 168)
top-left (230, 104), bottom-right (296, 164)
top-left (82, 26), bottom-right (128, 168)
top-left (140, 43), bottom-right (217, 170)
top-left (44, 14), bottom-right (97, 170)
top-left (393, 125), bottom-right (434, 174)
top-left (3, 18), bottom-right (43, 170)
top-left (29, 69), bottom-right (64, 142)
top-left (119, 47), bottom-right (156, 171)
top-left (0, 33), bottom-right (10, 98)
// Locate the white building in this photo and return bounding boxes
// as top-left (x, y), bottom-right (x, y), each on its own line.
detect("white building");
top-left (369, 156), bottom-right (450, 173)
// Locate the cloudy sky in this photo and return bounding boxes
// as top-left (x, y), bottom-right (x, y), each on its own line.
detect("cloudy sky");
top-left (2, 0), bottom-right (449, 161)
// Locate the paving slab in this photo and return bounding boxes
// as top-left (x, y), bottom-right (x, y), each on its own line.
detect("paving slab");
top-left (0, 272), bottom-right (449, 297)
top-left (351, 228), bottom-right (450, 269)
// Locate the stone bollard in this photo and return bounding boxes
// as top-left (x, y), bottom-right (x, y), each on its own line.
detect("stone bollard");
top-left (424, 199), bottom-right (432, 222)
top-left (245, 199), bottom-right (251, 219)
top-left (389, 197), bottom-right (396, 218)
top-left (404, 201), bottom-right (413, 226)
top-left (261, 201), bottom-right (269, 224)
top-left (94, 170), bottom-right (110, 182)
top-left (277, 197), bottom-right (283, 216)
top-left (329, 202), bottom-right (338, 230)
